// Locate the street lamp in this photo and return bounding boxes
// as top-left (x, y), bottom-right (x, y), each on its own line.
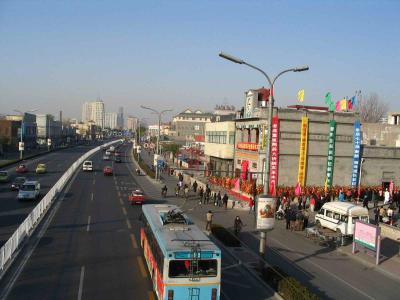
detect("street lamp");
top-left (14, 109), bottom-right (38, 160)
top-left (140, 106), bottom-right (173, 180)
top-left (219, 51), bottom-right (309, 257)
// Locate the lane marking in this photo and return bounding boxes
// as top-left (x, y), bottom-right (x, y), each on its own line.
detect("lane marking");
top-left (148, 291), bottom-right (156, 300)
top-left (93, 178), bottom-right (96, 185)
top-left (86, 216), bottom-right (91, 232)
top-left (130, 233), bottom-right (138, 249)
top-left (90, 192), bottom-right (94, 202)
top-left (126, 219), bottom-right (132, 229)
top-left (118, 191), bottom-right (121, 197)
top-left (77, 266), bottom-right (85, 300)
top-left (122, 206), bottom-right (127, 216)
top-left (119, 198), bottom-right (123, 205)
top-left (137, 257), bottom-right (148, 278)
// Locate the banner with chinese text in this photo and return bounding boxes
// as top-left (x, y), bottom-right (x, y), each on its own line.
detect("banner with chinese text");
top-left (269, 116), bottom-right (279, 195)
top-left (351, 120), bottom-right (362, 187)
top-left (297, 116), bottom-right (309, 187)
top-left (325, 120), bottom-right (337, 188)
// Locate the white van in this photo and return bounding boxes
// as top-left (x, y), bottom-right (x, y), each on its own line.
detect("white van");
top-left (315, 202), bottom-right (369, 236)
top-left (17, 181), bottom-right (41, 200)
top-left (82, 160), bottom-right (93, 171)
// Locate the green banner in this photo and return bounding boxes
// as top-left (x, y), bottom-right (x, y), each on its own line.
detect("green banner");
top-left (325, 120), bottom-right (337, 188)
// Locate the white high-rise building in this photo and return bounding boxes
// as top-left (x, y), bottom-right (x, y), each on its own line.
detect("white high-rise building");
top-left (81, 101), bottom-right (105, 128)
top-left (117, 107), bottom-right (124, 129)
top-left (105, 112), bottom-right (118, 129)
top-left (127, 116), bottom-right (138, 132)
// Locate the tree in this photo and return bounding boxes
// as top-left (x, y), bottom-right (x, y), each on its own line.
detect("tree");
top-left (356, 92), bottom-right (389, 123)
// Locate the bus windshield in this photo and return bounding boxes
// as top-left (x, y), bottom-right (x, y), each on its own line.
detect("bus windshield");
top-left (169, 259), bottom-right (217, 278)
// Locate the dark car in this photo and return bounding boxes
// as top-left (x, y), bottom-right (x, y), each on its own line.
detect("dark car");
top-left (115, 156), bottom-right (122, 163)
top-left (11, 177), bottom-right (27, 190)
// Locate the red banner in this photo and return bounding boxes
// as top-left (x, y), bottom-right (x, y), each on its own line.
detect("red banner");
top-left (269, 116), bottom-right (279, 195)
top-left (237, 142), bottom-right (258, 151)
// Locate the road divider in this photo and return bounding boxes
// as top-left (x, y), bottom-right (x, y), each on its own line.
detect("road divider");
top-left (0, 140), bottom-right (121, 278)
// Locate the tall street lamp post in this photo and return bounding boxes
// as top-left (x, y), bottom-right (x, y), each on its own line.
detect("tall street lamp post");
top-left (219, 51), bottom-right (309, 257)
top-left (140, 106), bottom-right (172, 180)
top-left (14, 109), bottom-right (37, 160)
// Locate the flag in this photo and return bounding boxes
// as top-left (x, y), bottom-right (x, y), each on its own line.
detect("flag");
top-left (335, 101), bottom-right (341, 111)
top-left (340, 99), bottom-right (347, 110)
top-left (297, 89), bottom-right (305, 102)
top-left (347, 99), bottom-right (353, 110)
top-left (324, 177), bottom-right (329, 192)
top-left (324, 92), bottom-right (331, 105)
top-left (329, 102), bottom-right (336, 112)
top-left (351, 96), bottom-right (356, 107)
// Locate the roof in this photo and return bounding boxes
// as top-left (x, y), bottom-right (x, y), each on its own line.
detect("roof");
top-left (142, 204), bottom-right (220, 254)
top-left (321, 201), bottom-right (368, 216)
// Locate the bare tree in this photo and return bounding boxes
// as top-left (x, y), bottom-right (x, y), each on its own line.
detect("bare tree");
top-left (356, 92), bottom-right (389, 123)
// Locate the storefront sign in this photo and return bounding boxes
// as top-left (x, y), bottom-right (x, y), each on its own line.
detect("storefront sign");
top-left (325, 120), bottom-right (337, 188)
top-left (237, 142), bottom-right (259, 151)
top-left (297, 116), bottom-right (308, 187)
top-left (269, 116), bottom-right (279, 195)
top-left (351, 120), bottom-right (362, 187)
top-left (256, 195), bottom-right (277, 231)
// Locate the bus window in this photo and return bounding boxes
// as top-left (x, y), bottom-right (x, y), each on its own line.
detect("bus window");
top-left (360, 216), bottom-right (369, 222)
top-left (169, 260), bottom-right (218, 278)
top-left (340, 215), bottom-right (348, 222)
top-left (352, 216), bottom-right (360, 224)
top-left (333, 213), bottom-right (340, 220)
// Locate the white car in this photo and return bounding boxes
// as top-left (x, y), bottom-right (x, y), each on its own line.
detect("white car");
top-left (82, 161), bottom-right (93, 171)
top-left (17, 181), bottom-right (41, 200)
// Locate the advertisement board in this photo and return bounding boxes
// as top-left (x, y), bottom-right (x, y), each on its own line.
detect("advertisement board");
top-left (269, 116), bottom-right (279, 195)
top-left (354, 221), bottom-right (379, 251)
top-left (256, 195), bottom-right (277, 231)
top-left (351, 120), bottom-right (362, 187)
top-left (297, 116), bottom-right (309, 187)
top-left (325, 120), bottom-right (337, 188)
top-left (19, 142), bottom-right (24, 151)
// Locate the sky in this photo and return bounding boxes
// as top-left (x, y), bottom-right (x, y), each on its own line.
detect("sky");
top-left (0, 0), bottom-right (399, 124)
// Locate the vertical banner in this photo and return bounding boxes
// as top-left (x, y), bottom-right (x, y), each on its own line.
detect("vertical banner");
top-left (297, 116), bottom-right (309, 187)
top-left (351, 120), bottom-right (362, 187)
top-left (325, 120), bottom-right (337, 188)
top-left (269, 116), bottom-right (279, 195)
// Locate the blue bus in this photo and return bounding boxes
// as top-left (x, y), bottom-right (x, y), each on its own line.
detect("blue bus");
top-left (141, 204), bottom-right (221, 300)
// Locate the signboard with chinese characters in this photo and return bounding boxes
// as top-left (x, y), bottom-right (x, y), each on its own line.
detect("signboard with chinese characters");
top-left (256, 195), bottom-right (277, 231)
top-left (269, 116), bottom-right (279, 195)
top-left (351, 120), bottom-right (362, 187)
top-left (325, 120), bottom-right (337, 188)
top-left (297, 116), bottom-right (309, 187)
top-left (237, 142), bottom-right (259, 151)
top-left (353, 220), bottom-right (381, 265)
top-left (245, 90), bottom-right (257, 118)
top-left (19, 142), bottom-right (24, 151)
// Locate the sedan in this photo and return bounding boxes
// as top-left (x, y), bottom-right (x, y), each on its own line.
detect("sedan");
top-left (36, 163), bottom-right (47, 174)
top-left (103, 154), bottom-right (110, 161)
top-left (128, 189), bottom-right (145, 205)
top-left (16, 164), bottom-right (28, 173)
top-left (103, 166), bottom-right (113, 176)
top-left (11, 177), bottom-right (27, 190)
top-left (0, 171), bottom-right (10, 183)
top-left (115, 156), bottom-right (122, 163)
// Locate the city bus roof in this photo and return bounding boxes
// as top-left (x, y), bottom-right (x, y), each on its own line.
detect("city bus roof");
top-left (142, 204), bottom-right (220, 254)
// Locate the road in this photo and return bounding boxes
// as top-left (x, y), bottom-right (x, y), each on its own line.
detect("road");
top-left (1, 143), bottom-right (276, 300)
top-left (0, 143), bottom-right (103, 247)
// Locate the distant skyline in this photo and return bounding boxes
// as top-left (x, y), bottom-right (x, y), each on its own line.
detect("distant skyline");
top-left (1, 0), bottom-right (399, 123)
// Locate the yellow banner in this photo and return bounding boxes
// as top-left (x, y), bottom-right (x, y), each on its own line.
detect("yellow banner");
top-left (297, 116), bottom-right (309, 187)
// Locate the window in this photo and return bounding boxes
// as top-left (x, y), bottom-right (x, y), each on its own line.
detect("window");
top-left (252, 162), bottom-right (257, 169)
top-left (194, 125), bottom-right (200, 131)
top-left (206, 131), bottom-right (227, 144)
top-left (340, 215), bottom-right (348, 222)
top-left (237, 159), bottom-right (241, 165)
top-left (352, 216), bottom-right (359, 224)
top-left (333, 213), bottom-right (340, 220)
top-left (168, 259), bottom-right (217, 278)
top-left (326, 210), bottom-right (333, 218)
top-left (229, 132), bottom-right (235, 144)
top-left (319, 209), bottom-right (325, 215)
top-left (360, 216), bottom-right (369, 222)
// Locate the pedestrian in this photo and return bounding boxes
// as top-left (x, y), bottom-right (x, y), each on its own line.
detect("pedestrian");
top-left (372, 189), bottom-right (378, 208)
top-left (184, 184), bottom-right (189, 199)
top-left (338, 189), bottom-right (345, 202)
top-left (362, 189), bottom-right (369, 209)
top-left (290, 209), bottom-right (297, 231)
top-left (310, 195), bottom-right (316, 212)
top-left (175, 184), bottom-right (180, 197)
top-left (374, 207), bottom-right (379, 224)
top-left (205, 186), bottom-right (211, 204)
top-left (379, 206), bottom-right (386, 222)
top-left (303, 209), bottom-right (309, 229)
top-left (217, 191), bottom-right (222, 207)
top-left (234, 216), bottom-right (243, 236)
top-left (199, 186), bottom-right (204, 202)
top-left (178, 173), bottom-right (183, 182)
top-left (387, 206), bottom-right (394, 225)
top-left (249, 197), bottom-right (255, 214)
top-left (222, 193), bottom-right (228, 209)
top-left (384, 188), bottom-right (390, 205)
top-left (192, 180), bottom-right (198, 193)
top-left (206, 210), bottom-right (213, 231)
top-left (212, 192), bottom-right (217, 205)
top-left (285, 207), bottom-right (291, 230)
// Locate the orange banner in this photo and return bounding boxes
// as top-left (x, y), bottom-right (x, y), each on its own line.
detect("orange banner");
top-left (237, 142), bottom-right (259, 151)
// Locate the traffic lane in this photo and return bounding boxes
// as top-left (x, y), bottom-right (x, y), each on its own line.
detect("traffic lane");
top-left (0, 146), bottom-right (100, 247)
top-left (239, 222), bottom-right (399, 300)
top-left (5, 160), bottom-right (96, 300)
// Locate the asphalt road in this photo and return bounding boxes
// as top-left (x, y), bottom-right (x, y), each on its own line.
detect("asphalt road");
top-left (0, 143), bottom-right (103, 247)
top-left (1, 144), bottom-right (154, 300)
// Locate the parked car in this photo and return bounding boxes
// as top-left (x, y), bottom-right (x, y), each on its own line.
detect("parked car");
top-left (16, 164), bottom-right (28, 173)
top-left (17, 181), bottom-right (41, 200)
top-left (36, 163), bottom-right (47, 174)
top-left (82, 161), bottom-right (93, 171)
top-left (11, 176), bottom-right (27, 190)
top-left (103, 166), bottom-right (113, 176)
top-left (128, 189), bottom-right (145, 205)
top-left (0, 171), bottom-right (10, 183)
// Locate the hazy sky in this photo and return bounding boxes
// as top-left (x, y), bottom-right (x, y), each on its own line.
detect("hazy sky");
top-left (1, 0), bottom-right (399, 123)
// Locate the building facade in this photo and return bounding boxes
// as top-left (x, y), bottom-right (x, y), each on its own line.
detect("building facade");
top-left (172, 109), bottom-right (214, 143)
top-left (6, 113), bottom-right (37, 149)
top-left (127, 116), bottom-right (138, 132)
top-left (36, 114), bottom-right (62, 146)
top-left (105, 112), bottom-right (118, 129)
top-left (82, 101), bottom-right (105, 129)
top-left (117, 107), bottom-right (124, 129)
top-left (0, 119), bottom-right (21, 151)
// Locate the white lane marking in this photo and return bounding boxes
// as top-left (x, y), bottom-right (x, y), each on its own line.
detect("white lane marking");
top-left (118, 191), bottom-right (121, 197)
top-left (267, 234), bottom-right (376, 300)
top-left (93, 178), bottom-right (96, 185)
top-left (77, 266), bottom-right (85, 300)
top-left (90, 193), bottom-right (94, 202)
top-left (86, 216), bottom-right (91, 232)
top-left (122, 206), bottom-right (127, 216)
top-left (126, 219), bottom-right (132, 229)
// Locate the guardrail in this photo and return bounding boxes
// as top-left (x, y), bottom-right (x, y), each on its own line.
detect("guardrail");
top-left (0, 140), bottom-right (120, 275)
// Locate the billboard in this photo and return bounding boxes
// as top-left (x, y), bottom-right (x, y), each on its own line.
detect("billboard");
top-left (269, 116), bottom-right (279, 196)
top-left (325, 120), bottom-right (337, 188)
top-left (351, 120), bottom-right (362, 187)
top-left (297, 116), bottom-right (309, 187)
top-left (354, 221), bottom-right (379, 251)
top-left (256, 195), bottom-right (277, 231)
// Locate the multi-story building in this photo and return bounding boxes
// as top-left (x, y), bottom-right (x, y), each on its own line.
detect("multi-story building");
top-left (36, 114), bottom-right (62, 146)
top-left (117, 107), bottom-right (124, 129)
top-left (127, 116), bottom-right (138, 132)
top-left (81, 100), bottom-right (105, 128)
top-left (105, 112), bottom-right (118, 129)
top-left (0, 119), bottom-right (21, 152)
top-left (6, 113), bottom-right (37, 149)
top-left (148, 124), bottom-right (170, 137)
top-left (204, 120), bottom-right (235, 177)
top-left (172, 109), bottom-right (214, 143)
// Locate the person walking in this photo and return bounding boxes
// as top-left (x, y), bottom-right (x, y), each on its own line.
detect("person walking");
top-left (372, 189), bottom-right (378, 208)
top-left (374, 206), bottom-right (379, 224)
top-left (384, 188), bottom-right (390, 205)
top-left (303, 209), bottom-right (309, 230)
top-left (184, 184), bottom-right (189, 199)
top-left (199, 186), bottom-right (204, 203)
top-left (233, 216), bottom-right (243, 236)
top-left (217, 191), bottom-right (222, 207)
top-left (192, 180), bottom-right (198, 193)
top-left (222, 193), bottom-right (228, 209)
top-left (206, 210), bottom-right (213, 231)
top-left (387, 206), bottom-right (394, 225)
top-left (175, 184), bottom-right (180, 197)
top-left (285, 207), bottom-right (291, 230)
top-left (249, 197), bottom-right (255, 214)
top-left (362, 189), bottom-right (369, 209)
